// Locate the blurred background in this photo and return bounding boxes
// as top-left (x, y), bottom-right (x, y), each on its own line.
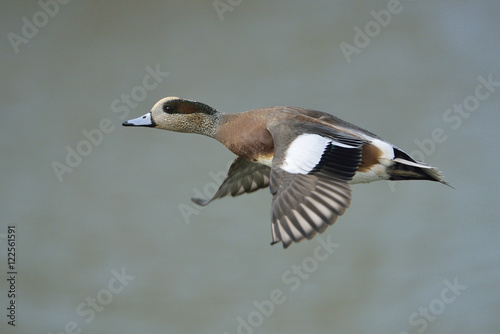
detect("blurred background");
top-left (1, 1), bottom-right (499, 333)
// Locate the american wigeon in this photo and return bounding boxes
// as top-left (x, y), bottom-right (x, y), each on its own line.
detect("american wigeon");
top-left (123, 97), bottom-right (450, 248)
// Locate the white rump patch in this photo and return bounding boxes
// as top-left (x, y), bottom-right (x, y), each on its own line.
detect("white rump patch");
top-left (370, 138), bottom-right (394, 166)
top-left (282, 134), bottom-right (355, 174)
top-left (371, 138), bottom-right (394, 159)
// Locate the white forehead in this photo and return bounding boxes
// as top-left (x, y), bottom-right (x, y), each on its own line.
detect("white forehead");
top-left (152, 96), bottom-right (180, 109)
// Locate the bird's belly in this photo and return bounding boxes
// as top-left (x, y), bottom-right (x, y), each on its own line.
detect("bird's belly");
top-left (350, 164), bottom-right (390, 184)
top-left (256, 154), bottom-right (274, 167)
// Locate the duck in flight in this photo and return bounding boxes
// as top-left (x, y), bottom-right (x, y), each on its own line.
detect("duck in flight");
top-left (123, 97), bottom-right (450, 248)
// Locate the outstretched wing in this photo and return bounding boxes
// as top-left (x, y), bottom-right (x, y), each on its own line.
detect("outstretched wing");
top-left (268, 115), bottom-right (365, 248)
top-left (192, 157), bottom-right (271, 206)
top-left (270, 169), bottom-right (353, 248)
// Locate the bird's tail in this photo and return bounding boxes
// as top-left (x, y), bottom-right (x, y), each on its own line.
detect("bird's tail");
top-left (388, 148), bottom-right (453, 187)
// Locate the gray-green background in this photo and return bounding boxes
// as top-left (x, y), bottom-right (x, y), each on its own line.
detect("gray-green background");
top-left (1, 1), bottom-right (499, 333)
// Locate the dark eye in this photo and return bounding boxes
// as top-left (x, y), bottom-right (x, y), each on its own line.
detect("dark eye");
top-left (162, 104), bottom-right (172, 113)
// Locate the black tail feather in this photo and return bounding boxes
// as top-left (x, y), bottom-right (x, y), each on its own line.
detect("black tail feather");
top-left (388, 148), bottom-right (453, 188)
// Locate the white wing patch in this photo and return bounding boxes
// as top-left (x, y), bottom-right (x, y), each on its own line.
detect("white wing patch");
top-left (282, 134), bottom-right (356, 175)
